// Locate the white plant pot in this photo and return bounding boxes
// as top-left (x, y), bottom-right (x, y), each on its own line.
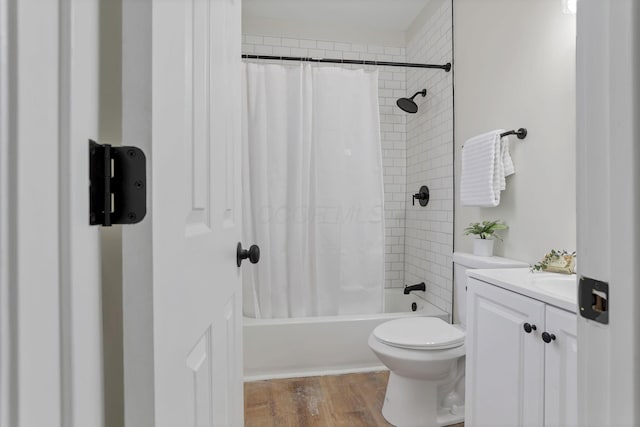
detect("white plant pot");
top-left (473, 239), bottom-right (494, 257)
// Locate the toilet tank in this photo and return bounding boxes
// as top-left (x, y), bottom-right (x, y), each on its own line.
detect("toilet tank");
top-left (452, 252), bottom-right (529, 327)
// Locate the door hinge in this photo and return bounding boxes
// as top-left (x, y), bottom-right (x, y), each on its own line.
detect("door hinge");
top-left (89, 140), bottom-right (147, 226)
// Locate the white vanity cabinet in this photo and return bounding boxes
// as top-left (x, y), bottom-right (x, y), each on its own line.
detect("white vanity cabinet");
top-left (465, 275), bottom-right (577, 427)
top-left (543, 304), bottom-right (578, 427)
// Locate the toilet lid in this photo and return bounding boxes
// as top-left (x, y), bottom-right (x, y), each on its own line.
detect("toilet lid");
top-left (373, 317), bottom-right (465, 350)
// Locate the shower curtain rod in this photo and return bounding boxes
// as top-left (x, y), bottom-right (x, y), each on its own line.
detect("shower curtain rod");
top-left (242, 54), bottom-right (452, 71)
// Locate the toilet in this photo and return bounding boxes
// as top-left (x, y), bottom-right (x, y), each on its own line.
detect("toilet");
top-left (368, 252), bottom-right (528, 427)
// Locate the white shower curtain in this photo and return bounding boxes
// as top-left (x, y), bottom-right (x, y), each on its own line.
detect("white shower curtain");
top-left (242, 63), bottom-right (385, 318)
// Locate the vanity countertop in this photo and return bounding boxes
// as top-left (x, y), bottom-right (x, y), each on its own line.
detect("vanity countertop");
top-left (467, 268), bottom-right (577, 313)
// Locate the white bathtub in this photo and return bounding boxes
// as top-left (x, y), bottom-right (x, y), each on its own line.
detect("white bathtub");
top-left (243, 288), bottom-right (449, 380)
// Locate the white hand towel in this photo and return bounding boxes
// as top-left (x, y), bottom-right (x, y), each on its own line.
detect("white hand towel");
top-left (460, 130), bottom-right (501, 207)
top-left (501, 135), bottom-right (515, 181)
top-left (460, 129), bottom-right (514, 207)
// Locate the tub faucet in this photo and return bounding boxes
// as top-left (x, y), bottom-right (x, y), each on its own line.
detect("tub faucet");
top-left (404, 282), bottom-right (426, 294)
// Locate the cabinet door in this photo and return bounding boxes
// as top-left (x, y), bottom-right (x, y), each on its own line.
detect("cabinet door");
top-left (544, 306), bottom-right (578, 427)
top-left (466, 278), bottom-right (546, 427)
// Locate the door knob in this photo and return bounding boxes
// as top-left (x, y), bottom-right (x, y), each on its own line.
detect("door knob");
top-left (541, 332), bottom-right (556, 343)
top-left (523, 323), bottom-right (537, 333)
top-left (237, 242), bottom-right (260, 267)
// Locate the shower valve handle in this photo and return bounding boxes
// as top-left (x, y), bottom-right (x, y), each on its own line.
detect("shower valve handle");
top-left (237, 242), bottom-right (260, 267)
top-left (412, 186), bottom-right (430, 207)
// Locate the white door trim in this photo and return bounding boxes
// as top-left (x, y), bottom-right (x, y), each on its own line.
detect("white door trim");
top-left (58, 0), bottom-right (105, 425)
top-left (3, 1), bottom-right (64, 424)
top-left (121, 1), bottom-right (155, 425)
top-left (1, 1), bottom-right (104, 426)
top-left (577, 0), bottom-right (640, 425)
top-left (0, 0), bottom-right (14, 425)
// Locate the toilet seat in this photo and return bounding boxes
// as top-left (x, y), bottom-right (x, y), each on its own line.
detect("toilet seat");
top-left (373, 317), bottom-right (465, 350)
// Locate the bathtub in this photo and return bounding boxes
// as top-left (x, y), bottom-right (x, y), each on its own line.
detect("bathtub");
top-left (243, 288), bottom-right (449, 381)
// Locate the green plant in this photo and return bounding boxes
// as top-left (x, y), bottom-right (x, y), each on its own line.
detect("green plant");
top-left (464, 220), bottom-right (508, 240)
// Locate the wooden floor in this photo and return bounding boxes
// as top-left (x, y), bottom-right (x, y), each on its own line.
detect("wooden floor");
top-left (244, 371), bottom-right (464, 427)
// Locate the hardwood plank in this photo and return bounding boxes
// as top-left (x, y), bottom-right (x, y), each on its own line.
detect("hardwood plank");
top-left (244, 371), bottom-right (465, 427)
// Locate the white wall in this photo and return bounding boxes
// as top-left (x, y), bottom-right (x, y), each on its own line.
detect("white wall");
top-left (242, 35), bottom-right (409, 288)
top-left (453, 0), bottom-right (576, 263)
top-left (404, 0), bottom-right (454, 314)
top-left (243, 14), bottom-right (407, 46)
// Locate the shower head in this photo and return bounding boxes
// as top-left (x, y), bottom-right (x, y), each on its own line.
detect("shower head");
top-left (396, 89), bottom-right (427, 113)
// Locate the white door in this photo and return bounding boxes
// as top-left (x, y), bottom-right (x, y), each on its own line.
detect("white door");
top-left (466, 278), bottom-right (545, 427)
top-left (1, 0), bottom-right (104, 426)
top-left (121, 0), bottom-right (244, 426)
top-left (544, 306), bottom-right (578, 427)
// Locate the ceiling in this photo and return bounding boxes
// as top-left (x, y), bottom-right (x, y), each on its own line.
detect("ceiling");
top-left (243, 0), bottom-right (431, 33)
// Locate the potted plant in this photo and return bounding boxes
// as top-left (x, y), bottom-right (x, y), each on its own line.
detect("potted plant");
top-left (464, 220), bottom-right (508, 257)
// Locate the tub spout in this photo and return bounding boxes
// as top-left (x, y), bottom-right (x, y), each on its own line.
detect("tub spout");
top-left (404, 282), bottom-right (426, 294)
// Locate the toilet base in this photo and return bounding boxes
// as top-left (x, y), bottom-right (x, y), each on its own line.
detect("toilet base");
top-left (381, 372), bottom-right (465, 427)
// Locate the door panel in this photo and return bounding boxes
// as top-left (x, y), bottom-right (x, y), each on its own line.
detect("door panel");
top-left (122, 0), bottom-right (243, 425)
top-left (185, 0), bottom-right (213, 233)
top-left (466, 278), bottom-right (545, 427)
top-left (186, 329), bottom-right (213, 427)
top-left (212, 295), bottom-right (240, 427)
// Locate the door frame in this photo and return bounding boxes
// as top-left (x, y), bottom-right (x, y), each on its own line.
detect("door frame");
top-left (576, 0), bottom-right (639, 425)
top-left (120, 1), bottom-right (155, 425)
top-left (2, 1), bottom-right (638, 426)
top-left (1, 1), bottom-right (64, 424)
top-left (1, 1), bottom-right (104, 426)
top-left (0, 0), bottom-right (13, 425)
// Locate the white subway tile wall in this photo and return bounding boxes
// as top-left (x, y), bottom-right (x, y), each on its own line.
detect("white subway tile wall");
top-left (243, 34), bottom-right (408, 289)
top-left (403, 0), bottom-right (454, 315)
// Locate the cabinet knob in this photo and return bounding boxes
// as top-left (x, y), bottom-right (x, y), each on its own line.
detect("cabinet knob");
top-left (523, 323), bottom-right (537, 333)
top-left (542, 332), bottom-right (556, 343)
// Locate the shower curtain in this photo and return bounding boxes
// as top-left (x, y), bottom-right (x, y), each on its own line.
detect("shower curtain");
top-left (242, 63), bottom-right (385, 319)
